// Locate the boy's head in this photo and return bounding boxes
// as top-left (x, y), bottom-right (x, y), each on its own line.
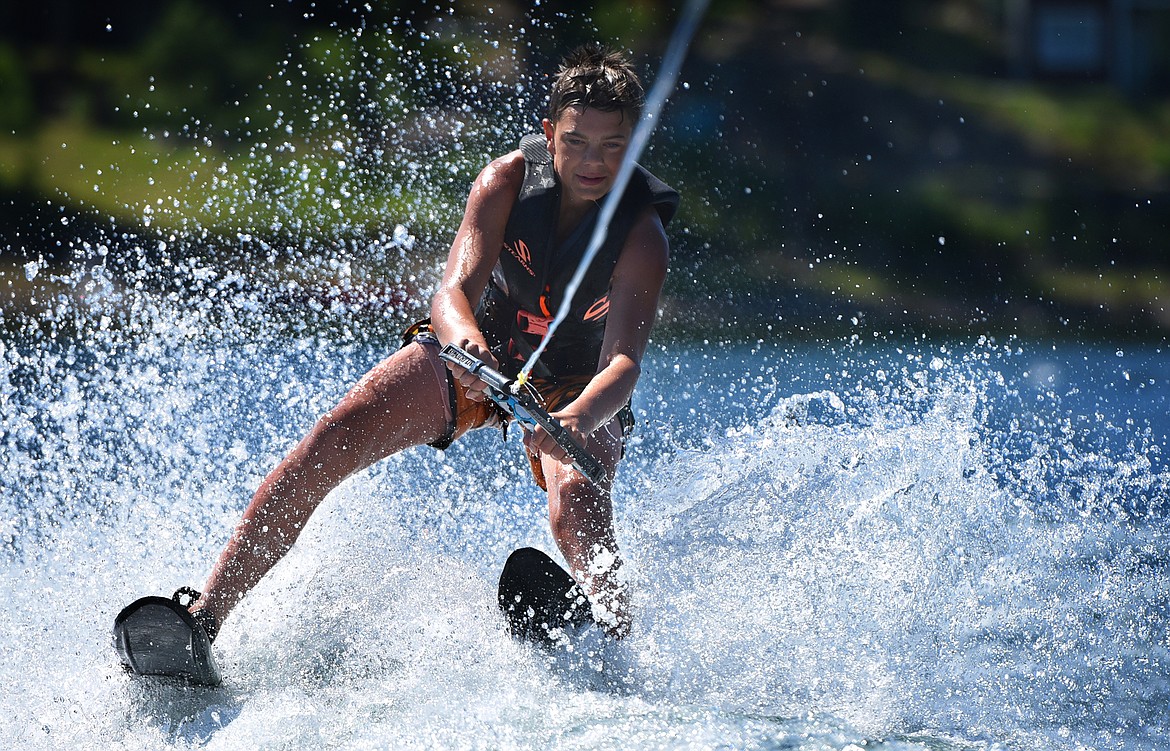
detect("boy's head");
top-left (547, 44), bottom-right (645, 125)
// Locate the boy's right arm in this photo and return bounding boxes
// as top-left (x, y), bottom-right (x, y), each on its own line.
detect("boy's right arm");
top-left (430, 152), bottom-right (524, 397)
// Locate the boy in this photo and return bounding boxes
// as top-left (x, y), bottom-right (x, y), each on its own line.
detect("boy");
top-left (189, 44), bottom-right (678, 641)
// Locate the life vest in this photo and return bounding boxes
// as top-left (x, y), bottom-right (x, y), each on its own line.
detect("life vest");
top-left (477, 134), bottom-right (679, 379)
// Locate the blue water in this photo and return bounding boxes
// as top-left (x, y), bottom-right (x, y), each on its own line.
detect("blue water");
top-left (2, 271), bottom-right (1168, 750)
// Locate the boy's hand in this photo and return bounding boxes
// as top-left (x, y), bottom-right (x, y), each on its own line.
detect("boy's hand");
top-left (525, 409), bottom-right (589, 466)
top-left (445, 338), bottom-right (497, 402)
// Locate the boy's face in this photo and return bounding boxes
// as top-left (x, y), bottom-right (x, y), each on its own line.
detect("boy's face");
top-left (542, 106), bottom-right (633, 205)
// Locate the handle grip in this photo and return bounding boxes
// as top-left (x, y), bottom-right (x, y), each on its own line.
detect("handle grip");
top-left (438, 344), bottom-right (607, 486)
top-left (529, 411), bottom-right (607, 487)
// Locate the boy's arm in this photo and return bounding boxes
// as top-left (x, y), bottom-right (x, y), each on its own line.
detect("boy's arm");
top-left (430, 152), bottom-right (524, 396)
top-left (529, 206), bottom-right (669, 460)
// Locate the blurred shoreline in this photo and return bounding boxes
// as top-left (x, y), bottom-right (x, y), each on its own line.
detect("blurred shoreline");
top-left (2, 1), bottom-right (1168, 343)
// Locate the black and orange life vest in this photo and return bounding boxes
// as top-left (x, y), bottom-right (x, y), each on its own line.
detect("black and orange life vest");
top-left (477, 134), bottom-right (679, 379)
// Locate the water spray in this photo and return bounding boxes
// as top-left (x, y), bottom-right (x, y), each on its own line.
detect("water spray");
top-left (514, 0), bottom-right (710, 389)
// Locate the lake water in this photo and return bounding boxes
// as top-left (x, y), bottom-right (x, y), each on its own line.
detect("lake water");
top-left (2, 281), bottom-right (1167, 750)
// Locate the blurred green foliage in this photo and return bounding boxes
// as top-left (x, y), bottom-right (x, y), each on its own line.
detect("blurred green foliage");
top-left (1, 0), bottom-right (1168, 340)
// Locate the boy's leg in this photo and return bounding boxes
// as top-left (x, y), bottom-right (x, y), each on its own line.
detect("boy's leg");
top-left (193, 342), bottom-right (452, 628)
top-left (541, 417), bottom-right (630, 637)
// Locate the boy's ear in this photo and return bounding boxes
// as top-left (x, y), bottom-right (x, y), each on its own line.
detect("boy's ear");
top-left (541, 118), bottom-right (556, 156)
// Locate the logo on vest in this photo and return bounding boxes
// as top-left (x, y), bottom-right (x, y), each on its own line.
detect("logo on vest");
top-left (505, 239), bottom-right (536, 277)
top-left (582, 295), bottom-right (610, 322)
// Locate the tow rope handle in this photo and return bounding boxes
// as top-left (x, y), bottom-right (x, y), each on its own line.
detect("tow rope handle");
top-left (438, 344), bottom-right (607, 487)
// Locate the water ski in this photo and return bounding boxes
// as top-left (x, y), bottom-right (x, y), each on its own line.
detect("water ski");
top-left (113, 592), bottom-right (221, 686)
top-left (498, 547), bottom-right (598, 647)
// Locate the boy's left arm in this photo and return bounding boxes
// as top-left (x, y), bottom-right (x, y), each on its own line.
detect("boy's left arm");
top-left (532, 207), bottom-right (669, 461)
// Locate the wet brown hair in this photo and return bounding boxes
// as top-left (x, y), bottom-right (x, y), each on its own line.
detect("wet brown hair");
top-left (547, 43), bottom-right (645, 124)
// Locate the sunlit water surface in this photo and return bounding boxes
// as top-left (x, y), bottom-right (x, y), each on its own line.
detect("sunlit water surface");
top-left (2, 291), bottom-right (1168, 750)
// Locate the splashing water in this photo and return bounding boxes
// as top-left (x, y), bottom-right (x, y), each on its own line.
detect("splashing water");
top-left (4, 319), bottom-right (1169, 750)
top-left (623, 342), bottom-right (1170, 749)
top-left (3, 10), bottom-right (1169, 751)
